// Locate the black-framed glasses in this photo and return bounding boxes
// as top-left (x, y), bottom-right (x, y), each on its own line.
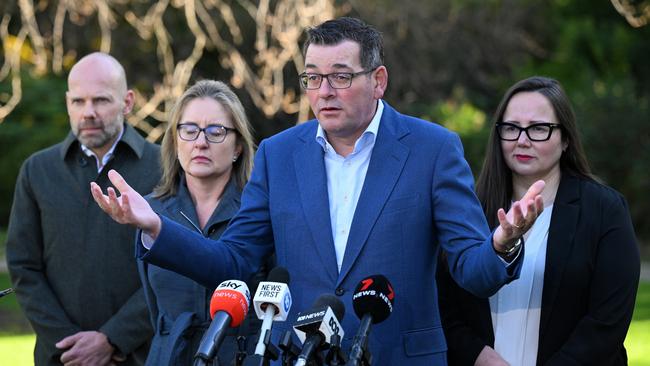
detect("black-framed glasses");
top-left (177, 123), bottom-right (237, 144)
top-left (495, 122), bottom-right (562, 142)
top-left (298, 69), bottom-right (375, 90)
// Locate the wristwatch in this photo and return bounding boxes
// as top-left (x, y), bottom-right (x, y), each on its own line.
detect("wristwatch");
top-left (496, 237), bottom-right (523, 256)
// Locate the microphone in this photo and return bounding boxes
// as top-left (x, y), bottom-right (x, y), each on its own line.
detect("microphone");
top-left (194, 279), bottom-right (251, 364)
top-left (252, 267), bottom-right (292, 356)
top-left (346, 275), bottom-right (394, 366)
top-left (293, 294), bottom-right (345, 366)
top-left (0, 288), bottom-right (14, 298)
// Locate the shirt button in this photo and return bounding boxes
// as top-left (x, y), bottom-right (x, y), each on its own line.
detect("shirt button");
top-left (335, 287), bottom-right (345, 296)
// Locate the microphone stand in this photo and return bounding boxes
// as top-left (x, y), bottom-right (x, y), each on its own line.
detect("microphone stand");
top-left (325, 334), bottom-right (347, 366)
top-left (346, 315), bottom-right (372, 366)
top-left (242, 330), bottom-right (279, 366)
top-left (236, 336), bottom-right (248, 366)
top-left (193, 358), bottom-right (209, 366)
top-left (278, 330), bottom-right (300, 366)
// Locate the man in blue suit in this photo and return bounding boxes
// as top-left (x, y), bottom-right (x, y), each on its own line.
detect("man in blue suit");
top-left (92, 17), bottom-right (544, 365)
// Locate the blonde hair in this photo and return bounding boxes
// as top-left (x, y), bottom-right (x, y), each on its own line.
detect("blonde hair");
top-left (153, 80), bottom-right (255, 198)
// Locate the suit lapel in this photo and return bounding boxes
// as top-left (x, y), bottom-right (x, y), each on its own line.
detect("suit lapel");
top-left (338, 106), bottom-right (410, 283)
top-left (539, 175), bottom-right (580, 338)
top-left (294, 128), bottom-right (339, 283)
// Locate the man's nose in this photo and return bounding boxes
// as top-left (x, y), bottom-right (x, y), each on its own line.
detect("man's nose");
top-left (82, 102), bottom-right (97, 118)
top-left (317, 77), bottom-right (335, 97)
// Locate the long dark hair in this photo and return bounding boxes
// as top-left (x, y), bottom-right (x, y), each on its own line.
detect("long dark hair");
top-left (476, 76), bottom-right (594, 228)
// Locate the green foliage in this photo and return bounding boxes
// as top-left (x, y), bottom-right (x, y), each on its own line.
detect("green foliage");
top-left (506, 0), bottom-right (650, 239)
top-left (576, 82), bottom-right (649, 238)
top-left (417, 88), bottom-right (491, 174)
top-left (0, 73), bottom-right (69, 226)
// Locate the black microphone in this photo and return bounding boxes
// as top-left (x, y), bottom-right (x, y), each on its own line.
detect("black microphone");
top-left (346, 275), bottom-right (394, 366)
top-left (293, 294), bottom-right (346, 366)
top-left (194, 279), bottom-right (251, 365)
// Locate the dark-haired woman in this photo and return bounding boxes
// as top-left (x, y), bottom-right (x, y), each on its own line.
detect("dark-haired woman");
top-left (438, 76), bottom-right (639, 366)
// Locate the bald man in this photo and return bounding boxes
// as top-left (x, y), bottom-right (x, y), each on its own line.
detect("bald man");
top-left (6, 52), bottom-right (160, 365)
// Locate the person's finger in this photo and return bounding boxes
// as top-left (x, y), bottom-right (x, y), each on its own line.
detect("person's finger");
top-left (497, 208), bottom-right (513, 234)
top-left (521, 180), bottom-right (545, 202)
top-left (56, 333), bottom-right (80, 349)
top-left (60, 348), bottom-right (76, 364)
top-left (108, 169), bottom-right (133, 194)
top-left (522, 196), bottom-right (543, 228)
top-left (106, 187), bottom-right (122, 217)
top-left (510, 201), bottom-right (524, 230)
top-left (90, 182), bottom-right (109, 211)
top-left (535, 195), bottom-right (544, 215)
top-left (121, 192), bottom-right (132, 220)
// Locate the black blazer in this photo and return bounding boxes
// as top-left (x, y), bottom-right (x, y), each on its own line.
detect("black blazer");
top-left (438, 174), bottom-right (640, 365)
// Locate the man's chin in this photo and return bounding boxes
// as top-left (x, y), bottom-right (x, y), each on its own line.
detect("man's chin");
top-left (78, 135), bottom-right (111, 149)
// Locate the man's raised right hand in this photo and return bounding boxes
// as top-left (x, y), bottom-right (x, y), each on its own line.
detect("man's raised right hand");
top-left (91, 169), bottom-right (161, 239)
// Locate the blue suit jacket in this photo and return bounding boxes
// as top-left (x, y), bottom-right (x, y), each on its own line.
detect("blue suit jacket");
top-left (141, 102), bottom-right (521, 365)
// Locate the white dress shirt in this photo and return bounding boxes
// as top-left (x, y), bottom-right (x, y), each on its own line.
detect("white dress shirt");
top-left (490, 204), bottom-right (553, 366)
top-left (315, 101), bottom-right (384, 272)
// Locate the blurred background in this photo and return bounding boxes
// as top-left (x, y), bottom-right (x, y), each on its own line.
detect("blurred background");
top-left (1, 0), bottom-right (649, 364)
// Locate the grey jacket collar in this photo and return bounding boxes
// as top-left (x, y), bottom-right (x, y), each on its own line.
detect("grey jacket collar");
top-left (160, 174), bottom-right (241, 236)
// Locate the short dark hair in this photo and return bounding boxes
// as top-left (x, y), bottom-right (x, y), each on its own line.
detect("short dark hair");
top-left (476, 76), bottom-right (594, 228)
top-left (303, 17), bottom-right (384, 70)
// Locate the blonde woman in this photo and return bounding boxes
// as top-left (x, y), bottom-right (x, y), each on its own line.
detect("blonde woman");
top-left (138, 80), bottom-right (266, 365)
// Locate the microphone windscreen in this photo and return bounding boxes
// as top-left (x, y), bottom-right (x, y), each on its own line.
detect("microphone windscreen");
top-left (267, 266), bottom-right (290, 284)
top-left (293, 293), bottom-right (345, 344)
top-left (312, 294), bottom-right (345, 321)
top-left (352, 274), bottom-right (394, 323)
top-left (210, 280), bottom-right (250, 327)
top-left (253, 267), bottom-right (292, 321)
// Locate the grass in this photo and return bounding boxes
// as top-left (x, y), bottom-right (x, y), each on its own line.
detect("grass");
top-left (0, 334), bottom-right (34, 365)
top-left (626, 281), bottom-right (650, 365)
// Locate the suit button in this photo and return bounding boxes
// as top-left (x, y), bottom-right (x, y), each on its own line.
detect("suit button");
top-left (335, 287), bottom-right (345, 296)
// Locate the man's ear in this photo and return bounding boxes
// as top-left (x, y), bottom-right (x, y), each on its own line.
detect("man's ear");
top-left (372, 66), bottom-right (388, 100)
top-left (123, 90), bottom-right (135, 115)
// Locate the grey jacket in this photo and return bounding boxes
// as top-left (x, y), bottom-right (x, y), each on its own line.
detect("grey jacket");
top-left (6, 124), bottom-right (161, 365)
top-left (140, 176), bottom-right (271, 366)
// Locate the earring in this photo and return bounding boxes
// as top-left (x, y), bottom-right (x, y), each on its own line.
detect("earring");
top-left (232, 155), bottom-right (238, 162)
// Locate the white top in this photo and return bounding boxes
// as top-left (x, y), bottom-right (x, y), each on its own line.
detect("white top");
top-left (490, 204), bottom-right (553, 366)
top-left (315, 101), bottom-right (384, 272)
